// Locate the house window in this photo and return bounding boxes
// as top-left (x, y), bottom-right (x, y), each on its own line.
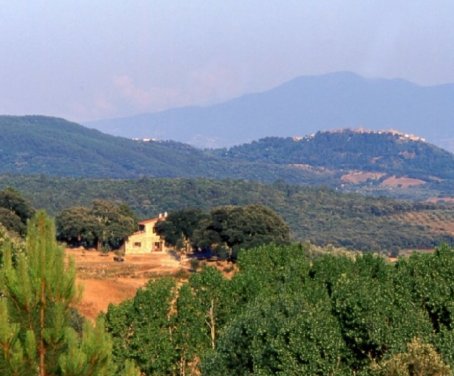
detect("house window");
top-left (134, 242), bottom-right (141, 247)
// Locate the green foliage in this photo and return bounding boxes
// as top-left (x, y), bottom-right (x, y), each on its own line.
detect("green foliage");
top-left (0, 223), bottom-right (25, 267)
top-left (202, 288), bottom-right (348, 376)
top-left (0, 187), bottom-right (35, 224)
top-left (155, 208), bottom-right (208, 252)
top-left (56, 200), bottom-right (137, 250)
top-left (0, 211), bottom-right (115, 375)
top-left (371, 337), bottom-right (451, 376)
top-left (2, 116), bottom-right (454, 199)
top-left (100, 243), bottom-right (454, 374)
top-left (0, 115), bottom-right (338, 187)
top-left (217, 131), bottom-right (454, 180)
top-left (394, 245), bottom-right (454, 365)
top-left (105, 278), bottom-right (177, 375)
top-left (0, 187), bottom-right (35, 236)
top-left (172, 284), bottom-right (207, 374)
top-left (2, 176), bottom-right (453, 252)
top-left (156, 205), bottom-right (290, 258)
top-left (331, 258), bottom-right (433, 369)
top-left (193, 204), bottom-right (290, 258)
top-left (0, 208), bottom-right (26, 236)
top-left (395, 245), bottom-right (454, 333)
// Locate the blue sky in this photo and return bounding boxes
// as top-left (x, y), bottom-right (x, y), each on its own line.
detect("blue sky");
top-left (1, 1), bottom-right (453, 121)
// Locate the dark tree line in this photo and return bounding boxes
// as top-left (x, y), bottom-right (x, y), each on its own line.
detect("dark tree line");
top-left (56, 200), bottom-right (137, 251)
top-left (0, 187), bottom-right (35, 236)
top-left (155, 205), bottom-right (291, 259)
top-left (2, 176), bottom-right (453, 252)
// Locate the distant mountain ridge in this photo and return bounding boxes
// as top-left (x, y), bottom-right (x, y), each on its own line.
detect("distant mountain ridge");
top-left (85, 72), bottom-right (454, 150)
top-left (215, 128), bottom-right (454, 180)
top-left (1, 115), bottom-right (454, 199)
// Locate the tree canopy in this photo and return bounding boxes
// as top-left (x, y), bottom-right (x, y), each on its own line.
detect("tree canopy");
top-left (155, 205), bottom-right (290, 258)
top-left (0, 211), bottom-right (117, 375)
top-left (104, 243), bottom-right (454, 375)
top-left (193, 204), bottom-right (290, 258)
top-left (56, 200), bottom-right (137, 251)
top-left (0, 187), bottom-right (35, 236)
top-left (155, 208), bottom-right (208, 252)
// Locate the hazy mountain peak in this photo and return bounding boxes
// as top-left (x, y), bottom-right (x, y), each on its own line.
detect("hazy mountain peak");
top-left (84, 72), bottom-right (454, 151)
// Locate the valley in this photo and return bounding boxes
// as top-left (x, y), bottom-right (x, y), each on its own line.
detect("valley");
top-left (3, 4), bottom-right (454, 374)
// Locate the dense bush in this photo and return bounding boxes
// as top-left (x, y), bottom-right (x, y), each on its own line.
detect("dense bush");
top-left (103, 244), bottom-right (454, 375)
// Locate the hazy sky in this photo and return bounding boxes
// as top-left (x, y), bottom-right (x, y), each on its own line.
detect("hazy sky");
top-left (1, 1), bottom-right (453, 122)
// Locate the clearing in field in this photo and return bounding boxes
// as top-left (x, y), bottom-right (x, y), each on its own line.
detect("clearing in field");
top-left (67, 248), bottom-right (184, 320)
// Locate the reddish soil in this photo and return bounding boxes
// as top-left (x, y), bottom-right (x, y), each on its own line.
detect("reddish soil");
top-left (380, 176), bottom-right (426, 188)
top-left (67, 248), bottom-right (184, 320)
top-left (426, 197), bottom-right (454, 204)
top-left (341, 171), bottom-right (385, 184)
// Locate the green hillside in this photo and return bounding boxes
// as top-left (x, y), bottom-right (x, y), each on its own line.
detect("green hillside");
top-left (0, 115), bottom-right (225, 178)
top-left (1, 175), bottom-right (453, 252)
top-left (214, 130), bottom-right (454, 180)
top-left (0, 115), bottom-right (338, 185)
top-left (1, 116), bottom-right (454, 199)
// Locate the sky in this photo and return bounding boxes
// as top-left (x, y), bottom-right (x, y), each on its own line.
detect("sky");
top-left (1, 1), bottom-right (453, 122)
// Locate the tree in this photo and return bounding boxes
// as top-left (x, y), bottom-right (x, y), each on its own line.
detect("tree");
top-left (394, 245), bottom-right (454, 365)
top-left (104, 278), bottom-right (177, 375)
top-left (90, 200), bottom-right (137, 251)
top-left (0, 211), bottom-right (115, 375)
top-left (155, 208), bottom-right (207, 252)
top-left (331, 255), bottom-right (433, 370)
top-left (371, 337), bottom-right (451, 376)
top-left (172, 284), bottom-right (208, 375)
top-left (56, 200), bottom-right (137, 251)
top-left (202, 285), bottom-right (348, 375)
top-left (0, 223), bottom-right (25, 267)
top-left (193, 204), bottom-right (290, 259)
top-left (55, 207), bottom-right (98, 248)
top-left (0, 188), bottom-right (35, 236)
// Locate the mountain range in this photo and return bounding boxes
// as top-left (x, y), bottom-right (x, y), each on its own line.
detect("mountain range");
top-left (0, 115), bottom-right (453, 200)
top-left (85, 72), bottom-right (454, 151)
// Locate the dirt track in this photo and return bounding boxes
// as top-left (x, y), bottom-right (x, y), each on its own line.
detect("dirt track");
top-left (67, 249), bottom-right (184, 320)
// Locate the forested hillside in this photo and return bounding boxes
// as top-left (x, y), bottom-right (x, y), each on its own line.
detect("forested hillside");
top-left (0, 115), bottom-right (224, 178)
top-left (0, 115), bottom-right (339, 186)
top-left (85, 72), bottom-right (454, 151)
top-left (215, 130), bottom-right (454, 180)
top-left (1, 175), bottom-right (453, 252)
top-left (1, 116), bottom-right (454, 199)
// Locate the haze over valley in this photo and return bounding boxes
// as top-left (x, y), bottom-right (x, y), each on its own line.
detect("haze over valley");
top-left (1, 2), bottom-right (454, 375)
top-left (86, 72), bottom-right (454, 151)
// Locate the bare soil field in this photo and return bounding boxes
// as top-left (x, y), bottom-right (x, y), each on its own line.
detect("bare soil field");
top-left (341, 171), bottom-right (385, 184)
top-left (426, 197), bottom-right (454, 204)
top-left (380, 175), bottom-right (426, 188)
top-left (67, 248), bottom-right (185, 320)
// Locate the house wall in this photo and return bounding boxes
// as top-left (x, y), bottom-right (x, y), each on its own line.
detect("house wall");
top-left (124, 218), bottom-right (168, 254)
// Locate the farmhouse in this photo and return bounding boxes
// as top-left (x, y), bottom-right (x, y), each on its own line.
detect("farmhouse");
top-left (124, 213), bottom-right (169, 254)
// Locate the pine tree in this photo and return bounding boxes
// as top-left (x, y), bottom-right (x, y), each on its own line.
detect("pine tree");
top-left (0, 211), bottom-right (115, 376)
